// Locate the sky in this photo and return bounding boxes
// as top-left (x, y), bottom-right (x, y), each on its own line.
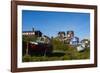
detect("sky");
top-left (22, 10), bottom-right (90, 40)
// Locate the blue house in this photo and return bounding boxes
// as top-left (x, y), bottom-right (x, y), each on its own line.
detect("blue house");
top-left (70, 37), bottom-right (79, 46)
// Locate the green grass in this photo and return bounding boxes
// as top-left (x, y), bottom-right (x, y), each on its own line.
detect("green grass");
top-left (22, 48), bottom-right (90, 62)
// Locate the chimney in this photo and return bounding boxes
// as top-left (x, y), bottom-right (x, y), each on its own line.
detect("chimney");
top-left (32, 27), bottom-right (34, 31)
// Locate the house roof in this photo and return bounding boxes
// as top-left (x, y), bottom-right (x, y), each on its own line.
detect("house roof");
top-left (67, 31), bottom-right (74, 34)
top-left (23, 30), bottom-right (42, 33)
top-left (58, 31), bottom-right (65, 35)
top-left (35, 30), bottom-right (42, 33)
top-left (71, 37), bottom-right (79, 41)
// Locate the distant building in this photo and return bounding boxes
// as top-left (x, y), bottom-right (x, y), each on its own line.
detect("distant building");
top-left (81, 39), bottom-right (90, 48)
top-left (61, 31), bottom-right (75, 44)
top-left (76, 44), bottom-right (85, 52)
top-left (70, 37), bottom-right (79, 46)
top-left (76, 39), bottom-right (90, 52)
top-left (22, 31), bottom-right (35, 36)
top-left (58, 32), bottom-right (65, 38)
top-left (22, 28), bottom-right (42, 37)
top-left (66, 31), bottom-right (74, 39)
top-left (35, 31), bottom-right (42, 37)
top-left (58, 32), bottom-right (65, 42)
top-left (57, 30), bottom-right (80, 45)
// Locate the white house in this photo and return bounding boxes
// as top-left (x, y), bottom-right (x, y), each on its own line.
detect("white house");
top-left (22, 31), bottom-right (35, 35)
top-left (76, 43), bottom-right (86, 52)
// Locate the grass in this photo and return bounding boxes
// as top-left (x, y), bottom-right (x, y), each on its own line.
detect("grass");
top-left (22, 48), bottom-right (90, 62)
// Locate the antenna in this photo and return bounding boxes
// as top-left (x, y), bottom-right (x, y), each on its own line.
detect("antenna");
top-left (32, 26), bottom-right (34, 31)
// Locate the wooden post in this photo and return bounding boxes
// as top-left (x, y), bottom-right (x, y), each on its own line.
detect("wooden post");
top-left (26, 42), bottom-right (29, 55)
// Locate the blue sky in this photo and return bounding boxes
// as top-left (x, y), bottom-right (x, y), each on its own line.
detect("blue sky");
top-left (22, 10), bottom-right (90, 40)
